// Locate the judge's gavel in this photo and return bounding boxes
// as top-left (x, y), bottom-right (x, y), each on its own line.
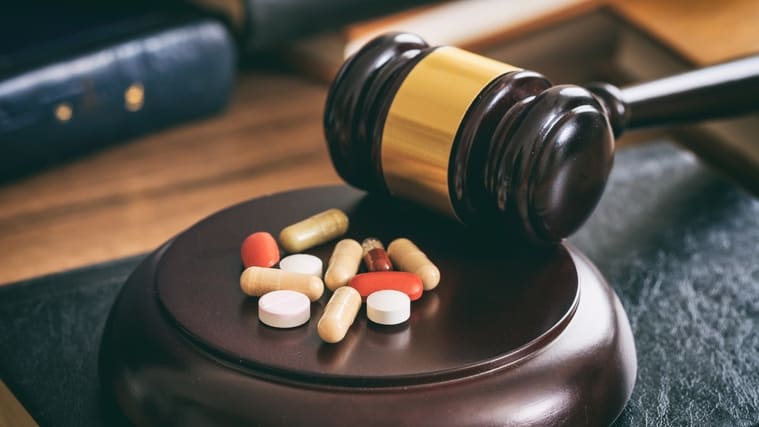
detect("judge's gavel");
top-left (324, 33), bottom-right (759, 243)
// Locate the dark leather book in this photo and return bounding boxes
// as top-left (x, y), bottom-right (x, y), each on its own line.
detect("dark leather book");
top-left (190, 0), bottom-right (436, 51)
top-left (0, 142), bottom-right (757, 426)
top-left (0, 3), bottom-right (236, 182)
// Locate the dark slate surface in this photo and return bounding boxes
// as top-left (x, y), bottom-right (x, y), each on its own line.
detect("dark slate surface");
top-left (1, 141), bottom-right (757, 426)
top-left (571, 142), bottom-right (759, 426)
top-left (0, 255), bottom-right (142, 427)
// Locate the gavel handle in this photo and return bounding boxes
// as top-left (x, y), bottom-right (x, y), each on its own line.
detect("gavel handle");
top-left (588, 55), bottom-right (759, 134)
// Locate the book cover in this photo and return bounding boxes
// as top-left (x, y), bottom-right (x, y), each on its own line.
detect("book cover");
top-left (189, 0), bottom-right (436, 51)
top-left (0, 4), bottom-right (236, 182)
top-left (285, 0), bottom-right (598, 81)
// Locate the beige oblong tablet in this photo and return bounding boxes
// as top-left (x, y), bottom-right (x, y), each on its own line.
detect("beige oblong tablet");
top-left (279, 209), bottom-right (349, 253)
top-left (324, 239), bottom-right (363, 291)
top-left (240, 266), bottom-right (324, 301)
top-left (318, 286), bottom-right (361, 343)
top-left (387, 238), bottom-right (440, 290)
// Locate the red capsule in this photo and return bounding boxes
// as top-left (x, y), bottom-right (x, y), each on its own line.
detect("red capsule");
top-left (362, 237), bottom-right (393, 272)
top-left (241, 232), bottom-right (280, 268)
top-left (348, 272), bottom-right (423, 301)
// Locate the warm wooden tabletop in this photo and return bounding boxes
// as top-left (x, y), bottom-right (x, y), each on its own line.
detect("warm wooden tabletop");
top-left (0, 72), bottom-right (341, 284)
top-left (610, 0), bottom-right (759, 66)
top-left (0, 1), bottom-right (757, 285)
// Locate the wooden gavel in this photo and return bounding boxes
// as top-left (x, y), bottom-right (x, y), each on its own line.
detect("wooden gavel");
top-left (323, 32), bottom-right (759, 243)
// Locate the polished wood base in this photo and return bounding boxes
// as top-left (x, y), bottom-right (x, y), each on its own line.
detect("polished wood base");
top-left (100, 186), bottom-right (636, 426)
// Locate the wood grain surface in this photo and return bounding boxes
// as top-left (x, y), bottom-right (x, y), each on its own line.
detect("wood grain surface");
top-left (610, 0), bottom-right (759, 66)
top-left (0, 1), bottom-right (757, 285)
top-left (0, 379), bottom-right (37, 427)
top-left (0, 73), bottom-right (341, 284)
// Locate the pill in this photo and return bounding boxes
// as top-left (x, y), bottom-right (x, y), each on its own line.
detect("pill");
top-left (366, 290), bottom-right (410, 325)
top-left (348, 271), bottom-right (423, 301)
top-left (258, 290), bottom-right (311, 328)
top-left (361, 237), bottom-right (393, 272)
top-left (317, 286), bottom-right (361, 343)
top-left (240, 267), bottom-right (324, 301)
top-left (387, 238), bottom-right (440, 290)
top-left (279, 208), bottom-right (349, 253)
top-left (279, 254), bottom-right (323, 277)
top-left (240, 231), bottom-right (280, 268)
top-left (324, 239), bottom-right (363, 291)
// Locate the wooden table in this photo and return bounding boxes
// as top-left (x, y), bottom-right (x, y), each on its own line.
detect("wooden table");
top-left (0, 0), bottom-right (757, 285)
top-left (0, 73), bottom-right (341, 284)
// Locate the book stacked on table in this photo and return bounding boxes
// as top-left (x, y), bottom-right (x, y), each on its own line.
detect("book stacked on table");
top-left (0, 0), bottom-right (432, 182)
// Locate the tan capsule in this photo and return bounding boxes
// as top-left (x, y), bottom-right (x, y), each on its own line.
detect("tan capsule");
top-left (387, 238), bottom-right (440, 290)
top-left (279, 208), bottom-right (349, 253)
top-left (324, 239), bottom-right (363, 291)
top-left (318, 286), bottom-right (361, 343)
top-left (240, 266), bottom-right (324, 301)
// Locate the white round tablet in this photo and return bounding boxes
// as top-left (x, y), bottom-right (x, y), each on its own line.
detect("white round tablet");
top-left (279, 254), bottom-right (323, 278)
top-left (258, 290), bottom-right (311, 328)
top-left (366, 290), bottom-right (410, 326)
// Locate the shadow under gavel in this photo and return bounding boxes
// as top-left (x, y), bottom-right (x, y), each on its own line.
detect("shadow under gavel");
top-left (324, 32), bottom-right (759, 244)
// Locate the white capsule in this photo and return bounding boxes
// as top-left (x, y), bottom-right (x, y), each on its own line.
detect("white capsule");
top-left (258, 290), bottom-right (311, 328)
top-left (366, 290), bottom-right (410, 326)
top-left (279, 254), bottom-right (323, 278)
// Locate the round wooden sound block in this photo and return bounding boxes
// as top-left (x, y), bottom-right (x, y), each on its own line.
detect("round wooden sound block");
top-left (100, 186), bottom-right (636, 426)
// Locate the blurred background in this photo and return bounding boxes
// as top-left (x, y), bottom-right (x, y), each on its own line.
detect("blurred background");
top-left (0, 0), bottom-right (757, 284)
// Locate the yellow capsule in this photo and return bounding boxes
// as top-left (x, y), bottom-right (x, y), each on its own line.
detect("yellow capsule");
top-left (324, 239), bottom-right (363, 291)
top-left (240, 266), bottom-right (324, 301)
top-left (279, 208), bottom-right (349, 253)
top-left (318, 286), bottom-right (361, 343)
top-left (387, 238), bottom-right (440, 290)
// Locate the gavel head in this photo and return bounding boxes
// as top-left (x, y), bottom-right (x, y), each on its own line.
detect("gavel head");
top-left (324, 33), bottom-right (615, 244)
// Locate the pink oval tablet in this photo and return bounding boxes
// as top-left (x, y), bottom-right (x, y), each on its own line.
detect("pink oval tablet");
top-left (258, 290), bottom-right (310, 328)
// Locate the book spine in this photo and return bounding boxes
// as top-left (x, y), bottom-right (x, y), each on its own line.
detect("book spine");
top-left (0, 19), bottom-right (236, 181)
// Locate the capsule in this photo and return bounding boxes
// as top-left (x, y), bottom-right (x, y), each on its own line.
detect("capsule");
top-left (240, 266), bottom-right (324, 301)
top-left (387, 238), bottom-right (440, 290)
top-left (361, 237), bottom-right (393, 272)
top-left (240, 231), bottom-right (280, 268)
top-left (348, 271), bottom-right (423, 301)
top-left (317, 286), bottom-right (361, 343)
top-left (324, 239), bottom-right (363, 291)
top-left (279, 208), bottom-right (349, 253)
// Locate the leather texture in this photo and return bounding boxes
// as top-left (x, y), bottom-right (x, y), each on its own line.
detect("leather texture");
top-left (0, 141), bottom-right (757, 426)
top-left (0, 17), bottom-right (235, 182)
top-left (571, 142), bottom-right (759, 426)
